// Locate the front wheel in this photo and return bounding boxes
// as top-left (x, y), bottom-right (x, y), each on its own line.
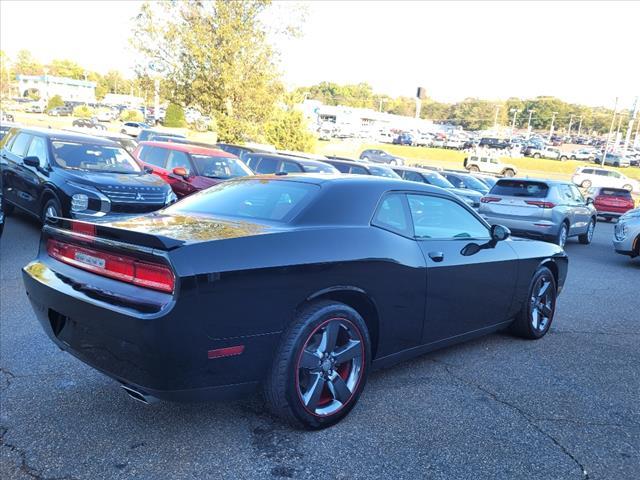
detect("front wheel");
top-left (361, 156), bottom-right (369, 162)
top-left (554, 222), bottom-right (569, 248)
top-left (503, 168), bottom-right (515, 177)
top-left (265, 301), bottom-right (371, 429)
top-left (581, 180), bottom-right (592, 189)
top-left (469, 165), bottom-right (480, 172)
top-left (533, 153), bottom-right (541, 158)
top-left (623, 184), bottom-right (633, 192)
top-left (578, 218), bottom-right (595, 244)
top-left (41, 197), bottom-right (62, 223)
top-left (510, 266), bottom-right (557, 339)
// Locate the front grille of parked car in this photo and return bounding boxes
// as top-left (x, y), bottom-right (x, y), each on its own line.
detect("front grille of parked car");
top-left (99, 186), bottom-right (167, 204)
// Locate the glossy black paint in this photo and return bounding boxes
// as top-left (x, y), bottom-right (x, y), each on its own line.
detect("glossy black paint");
top-left (0, 127), bottom-right (173, 221)
top-left (22, 175), bottom-right (568, 402)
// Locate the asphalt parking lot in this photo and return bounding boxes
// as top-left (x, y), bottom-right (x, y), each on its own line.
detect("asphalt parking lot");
top-left (1, 211), bottom-right (638, 480)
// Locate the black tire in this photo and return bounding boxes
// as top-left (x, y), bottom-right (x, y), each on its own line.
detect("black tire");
top-left (554, 222), bottom-right (569, 248)
top-left (41, 197), bottom-right (62, 223)
top-left (533, 153), bottom-right (541, 158)
top-left (581, 180), bottom-right (592, 188)
top-left (503, 168), bottom-right (515, 177)
top-left (623, 184), bottom-right (633, 192)
top-left (469, 165), bottom-right (480, 172)
top-left (362, 156), bottom-right (370, 162)
top-left (510, 266), bottom-right (557, 339)
top-left (560, 156), bottom-right (568, 161)
top-left (578, 218), bottom-right (595, 244)
top-left (264, 300), bottom-right (371, 429)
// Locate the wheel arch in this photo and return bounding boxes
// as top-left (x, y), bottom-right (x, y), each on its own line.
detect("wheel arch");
top-left (303, 286), bottom-right (380, 359)
top-left (538, 259), bottom-right (559, 287)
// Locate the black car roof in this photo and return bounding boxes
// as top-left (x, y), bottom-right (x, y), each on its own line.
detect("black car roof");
top-left (9, 127), bottom-right (120, 146)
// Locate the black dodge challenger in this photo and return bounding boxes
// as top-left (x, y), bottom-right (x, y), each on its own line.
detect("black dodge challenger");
top-left (23, 174), bottom-right (568, 428)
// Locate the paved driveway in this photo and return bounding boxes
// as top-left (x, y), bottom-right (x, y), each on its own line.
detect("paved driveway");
top-left (1, 211), bottom-right (638, 479)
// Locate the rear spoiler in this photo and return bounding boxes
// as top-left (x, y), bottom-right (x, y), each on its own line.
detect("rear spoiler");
top-left (43, 217), bottom-right (185, 251)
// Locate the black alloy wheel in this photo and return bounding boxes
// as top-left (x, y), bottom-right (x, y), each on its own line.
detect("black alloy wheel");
top-left (510, 266), bottom-right (557, 339)
top-left (265, 301), bottom-right (370, 429)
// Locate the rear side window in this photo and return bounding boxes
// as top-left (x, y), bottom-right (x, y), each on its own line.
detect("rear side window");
top-left (350, 165), bottom-right (368, 175)
top-left (581, 168), bottom-right (594, 174)
top-left (166, 179), bottom-right (319, 222)
top-left (139, 145), bottom-right (168, 168)
top-left (331, 163), bottom-right (350, 173)
top-left (9, 133), bottom-right (32, 157)
top-left (372, 194), bottom-right (411, 236)
top-left (254, 157), bottom-right (279, 174)
top-left (600, 188), bottom-right (632, 198)
top-left (490, 180), bottom-right (549, 198)
top-left (281, 160), bottom-right (303, 173)
top-left (403, 171), bottom-right (424, 183)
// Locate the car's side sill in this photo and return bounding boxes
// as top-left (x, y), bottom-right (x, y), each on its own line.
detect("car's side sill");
top-left (371, 320), bottom-right (512, 371)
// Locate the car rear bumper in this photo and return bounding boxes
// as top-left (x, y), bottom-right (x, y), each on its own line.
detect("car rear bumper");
top-left (22, 259), bottom-right (280, 402)
top-left (480, 214), bottom-right (559, 238)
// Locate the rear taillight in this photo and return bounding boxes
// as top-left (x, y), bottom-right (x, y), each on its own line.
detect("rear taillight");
top-left (525, 201), bottom-right (556, 208)
top-left (47, 239), bottom-right (174, 293)
top-left (481, 196), bottom-right (502, 203)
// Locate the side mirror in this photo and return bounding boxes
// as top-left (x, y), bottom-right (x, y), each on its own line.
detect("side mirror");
top-left (143, 166), bottom-right (154, 174)
top-left (173, 167), bottom-right (190, 179)
top-left (491, 224), bottom-right (511, 242)
top-left (23, 156), bottom-right (40, 168)
top-left (586, 197), bottom-right (594, 205)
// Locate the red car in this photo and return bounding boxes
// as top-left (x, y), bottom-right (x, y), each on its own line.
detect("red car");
top-left (587, 187), bottom-right (636, 221)
top-left (133, 141), bottom-right (253, 197)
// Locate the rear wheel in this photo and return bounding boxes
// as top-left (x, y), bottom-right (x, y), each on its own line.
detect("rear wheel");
top-left (265, 301), bottom-right (371, 429)
top-left (579, 218), bottom-right (595, 244)
top-left (580, 180), bottom-right (592, 188)
top-left (623, 184), bottom-right (633, 192)
top-left (469, 165), bottom-right (480, 172)
top-left (533, 153), bottom-right (541, 158)
top-left (362, 156), bottom-right (370, 162)
top-left (510, 266), bottom-right (557, 339)
top-left (503, 168), bottom-right (515, 177)
top-left (554, 222), bottom-right (569, 248)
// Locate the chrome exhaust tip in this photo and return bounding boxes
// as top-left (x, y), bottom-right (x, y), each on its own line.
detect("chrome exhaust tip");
top-left (121, 384), bottom-right (159, 405)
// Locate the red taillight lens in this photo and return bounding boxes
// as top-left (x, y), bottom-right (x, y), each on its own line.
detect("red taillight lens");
top-left (47, 239), bottom-right (174, 293)
top-left (481, 196), bottom-right (502, 203)
top-left (525, 201), bottom-right (556, 208)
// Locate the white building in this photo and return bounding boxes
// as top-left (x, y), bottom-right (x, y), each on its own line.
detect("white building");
top-left (17, 74), bottom-right (96, 103)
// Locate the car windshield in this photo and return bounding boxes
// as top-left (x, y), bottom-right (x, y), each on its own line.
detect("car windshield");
top-left (166, 179), bottom-right (319, 222)
top-left (51, 141), bottom-right (141, 173)
top-left (425, 172), bottom-right (455, 188)
top-left (368, 166), bottom-right (401, 178)
top-left (190, 154), bottom-right (253, 179)
top-left (491, 180), bottom-right (549, 198)
top-left (600, 188), bottom-right (632, 198)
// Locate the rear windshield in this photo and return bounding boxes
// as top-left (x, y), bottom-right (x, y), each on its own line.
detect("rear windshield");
top-left (490, 180), bottom-right (549, 198)
top-left (599, 188), bottom-right (632, 198)
top-left (51, 141), bottom-right (141, 173)
top-left (165, 179), bottom-right (319, 222)
top-left (368, 166), bottom-right (401, 178)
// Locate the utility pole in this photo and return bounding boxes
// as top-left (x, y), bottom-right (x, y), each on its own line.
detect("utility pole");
top-left (548, 111), bottom-right (558, 141)
top-left (615, 113), bottom-right (624, 144)
top-left (622, 97), bottom-right (638, 161)
top-left (601, 97), bottom-right (618, 166)
top-left (577, 116), bottom-right (583, 137)
top-left (567, 114), bottom-right (574, 137)
top-left (493, 105), bottom-right (501, 129)
top-left (510, 108), bottom-right (518, 139)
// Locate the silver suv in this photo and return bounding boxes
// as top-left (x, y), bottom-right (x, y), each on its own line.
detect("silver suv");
top-left (613, 208), bottom-right (640, 258)
top-left (479, 179), bottom-right (597, 247)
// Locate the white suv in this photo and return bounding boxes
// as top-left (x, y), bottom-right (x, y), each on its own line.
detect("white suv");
top-left (572, 167), bottom-right (639, 192)
top-left (464, 154), bottom-right (517, 177)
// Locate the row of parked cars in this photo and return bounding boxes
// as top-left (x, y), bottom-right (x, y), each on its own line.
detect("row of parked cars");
top-left (1, 125), bottom-right (638, 258)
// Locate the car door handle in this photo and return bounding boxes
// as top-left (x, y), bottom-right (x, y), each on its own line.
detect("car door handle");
top-left (428, 251), bottom-right (445, 262)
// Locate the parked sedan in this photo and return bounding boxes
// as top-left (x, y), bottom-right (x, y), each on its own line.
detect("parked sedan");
top-left (392, 165), bottom-right (482, 208)
top-left (479, 179), bottom-right (597, 247)
top-left (134, 141), bottom-right (253, 198)
top-left (245, 153), bottom-right (338, 174)
top-left (613, 208), bottom-right (640, 258)
top-left (323, 158), bottom-right (401, 178)
top-left (441, 171), bottom-right (490, 195)
top-left (559, 148), bottom-right (596, 162)
top-left (22, 174), bottom-right (568, 428)
top-left (359, 149), bottom-right (404, 166)
top-left (120, 122), bottom-right (150, 137)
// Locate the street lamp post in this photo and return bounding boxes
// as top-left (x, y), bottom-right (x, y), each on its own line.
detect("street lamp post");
top-left (510, 108), bottom-right (518, 139)
top-left (548, 111), bottom-right (558, 141)
top-left (601, 97), bottom-right (619, 166)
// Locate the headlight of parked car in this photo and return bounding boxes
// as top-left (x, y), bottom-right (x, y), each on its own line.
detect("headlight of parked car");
top-left (71, 194), bottom-right (89, 212)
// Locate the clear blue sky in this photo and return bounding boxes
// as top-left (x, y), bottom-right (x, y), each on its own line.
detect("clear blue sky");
top-left (1, 1), bottom-right (638, 109)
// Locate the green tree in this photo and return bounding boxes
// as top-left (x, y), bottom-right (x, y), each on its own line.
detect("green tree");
top-left (48, 59), bottom-right (85, 79)
top-left (163, 103), bottom-right (186, 127)
top-left (0, 50), bottom-right (13, 96)
top-left (120, 109), bottom-right (144, 122)
top-left (46, 95), bottom-right (64, 110)
top-left (14, 49), bottom-right (43, 75)
top-left (73, 105), bottom-right (95, 118)
top-left (264, 107), bottom-right (314, 151)
top-left (131, 0), bottom-right (293, 143)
